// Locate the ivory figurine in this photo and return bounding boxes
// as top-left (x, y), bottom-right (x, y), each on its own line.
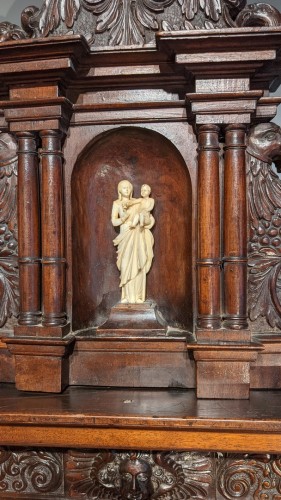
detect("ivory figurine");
top-left (111, 180), bottom-right (155, 304)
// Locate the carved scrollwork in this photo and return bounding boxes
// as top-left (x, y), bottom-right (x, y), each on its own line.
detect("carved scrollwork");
top-left (21, 1), bottom-right (79, 38)
top-left (236, 2), bottom-right (281, 27)
top-left (0, 0), bottom-right (279, 45)
top-left (0, 22), bottom-right (28, 42)
top-left (0, 133), bottom-right (19, 329)
top-left (4, 0), bottom-right (273, 47)
top-left (65, 450), bottom-right (213, 499)
top-left (177, 0), bottom-right (245, 27)
top-left (217, 453), bottom-right (281, 499)
top-left (0, 448), bottom-right (63, 495)
top-left (247, 123), bottom-right (281, 329)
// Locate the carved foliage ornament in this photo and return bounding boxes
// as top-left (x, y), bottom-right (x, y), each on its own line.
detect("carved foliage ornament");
top-left (20, 0), bottom-right (244, 41)
top-left (2, 448), bottom-right (281, 498)
top-left (66, 450), bottom-right (214, 499)
top-left (2, 0), bottom-right (281, 47)
top-left (247, 123), bottom-right (281, 329)
top-left (217, 453), bottom-right (281, 499)
top-left (0, 448), bottom-right (63, 494)
top-left (0, 133), bottom-right (19, 329)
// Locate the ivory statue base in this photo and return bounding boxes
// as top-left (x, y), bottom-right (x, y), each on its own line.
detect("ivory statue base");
top-left (96, 302), bottom-right (166, 337)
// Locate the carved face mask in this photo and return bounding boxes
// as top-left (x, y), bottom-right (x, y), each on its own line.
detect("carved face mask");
top-left (120, 458), bottom-right (153, 500)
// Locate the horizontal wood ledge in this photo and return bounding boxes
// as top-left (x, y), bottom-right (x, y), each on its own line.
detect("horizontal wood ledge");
top-left (1, 426), bottom-right (281, 453)
top-left (0, 385), bottom-right (281, 452)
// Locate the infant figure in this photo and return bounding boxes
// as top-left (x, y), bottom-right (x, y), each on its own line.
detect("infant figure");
top-left (130, 184), bottom-right (154, 228)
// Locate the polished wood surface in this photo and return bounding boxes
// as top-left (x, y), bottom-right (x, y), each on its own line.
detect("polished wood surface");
top-left (0, 384), bottom-right (280, 453)
top-left (223, 125), bottom-right (248, 330)
top-left (197, 124), bottom-right (221, 330)
top-left (16, 131), bottom-right (41, 327)
top-left (71, 126), bottom-right (193, 332)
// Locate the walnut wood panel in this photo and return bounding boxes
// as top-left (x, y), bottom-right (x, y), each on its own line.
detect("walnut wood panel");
top-left (71, 126), bottom-right (192, 331)
top-left (69, 337), bottom-right (195, 388)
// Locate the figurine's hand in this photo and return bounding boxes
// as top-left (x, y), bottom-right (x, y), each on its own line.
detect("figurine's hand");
top-left (121, 213), bottom-right (129, 223)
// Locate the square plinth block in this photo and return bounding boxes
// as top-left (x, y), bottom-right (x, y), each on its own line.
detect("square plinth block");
top-left (5, 336), bottom-right (74, 393)
top-left (250, 335), bottom-right (281, 389)
top-left (192, 343), bottom-right (262, 399)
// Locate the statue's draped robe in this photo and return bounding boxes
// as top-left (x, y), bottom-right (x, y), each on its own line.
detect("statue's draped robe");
top-left (112, 200), bottom-right (154, 303)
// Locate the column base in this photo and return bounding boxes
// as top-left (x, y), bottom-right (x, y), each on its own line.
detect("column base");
top-left (196, 327), bottom-right (250, 343)
top-left (14, 323), bottom-right (70, 339)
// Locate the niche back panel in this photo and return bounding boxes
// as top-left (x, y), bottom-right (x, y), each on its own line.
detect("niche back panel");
top-left (71, 126), bottom-right (193, 332)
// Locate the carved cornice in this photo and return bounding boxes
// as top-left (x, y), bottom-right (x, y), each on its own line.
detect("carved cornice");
top-left (0, 0), bottom-right (280, 48)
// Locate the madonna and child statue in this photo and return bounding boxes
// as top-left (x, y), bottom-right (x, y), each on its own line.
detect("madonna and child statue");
top-left (111, 180), bottom-right (155, 304)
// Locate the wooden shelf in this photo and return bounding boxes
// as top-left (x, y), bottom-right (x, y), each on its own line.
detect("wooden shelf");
top-left (0, 384), bottom-right (281, 453)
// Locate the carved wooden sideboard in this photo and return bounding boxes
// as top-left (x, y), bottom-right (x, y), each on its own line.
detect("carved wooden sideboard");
top-left (1, 0), bottom-right (281, 498)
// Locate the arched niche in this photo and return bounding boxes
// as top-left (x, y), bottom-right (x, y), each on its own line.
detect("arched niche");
top-left (72, 127), bottom-right (193, 332)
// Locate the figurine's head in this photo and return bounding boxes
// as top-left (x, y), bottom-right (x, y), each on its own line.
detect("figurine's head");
top-left (118, 180), bottom-right (133, 200)
top-left (141, 184), bottom-right (151, 198)
top-left (120, 457), bottom-right (153, 500)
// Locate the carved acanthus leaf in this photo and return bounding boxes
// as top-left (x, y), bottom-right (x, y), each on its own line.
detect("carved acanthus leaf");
top-left (178, 0), bottom-right (225, 22)
top-left (0, 133), bottom-right (19, 328)
top-left (82, 0), bottom-right (175, 45)
top-left (178, 0), bottom-right (221, 21)
top-left (21, 0), bottom-right (81, 38)
top-left (248, 252), bottom-right (281, 328)
top-left (14, 0), bottom-right (279, 46)
top-left (0, 261), bottom-right (19, 328)
top-left (39, 0), bottom-right (81, 36)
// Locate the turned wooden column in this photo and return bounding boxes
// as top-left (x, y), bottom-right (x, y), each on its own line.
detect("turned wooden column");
top-left (40, 130), bottom-right (67, 327)
top-left (223, 124), bottom-right (248, 330)
top-left (17, 132), bottom-right (41, 326)
top-left (197, 125), bottom-right (221, 330)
